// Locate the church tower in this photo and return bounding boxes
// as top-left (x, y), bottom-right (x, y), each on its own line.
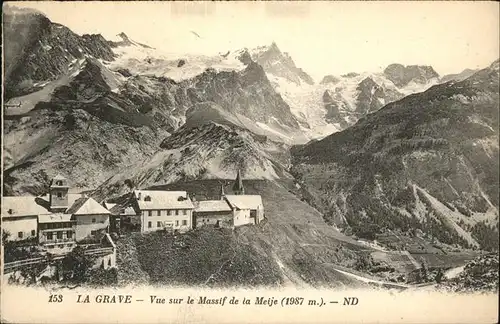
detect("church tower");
top-left (49, 174), bottom-right (70, 212)
top-left (232, 170), bottom-right (245, 195)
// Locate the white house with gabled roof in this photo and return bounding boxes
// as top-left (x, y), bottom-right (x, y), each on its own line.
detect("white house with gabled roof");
top-left (133, 190), bottom-right (195, 233)
top-left (2, 175), bottom-right (113, 256)
top-left (224, 195), bottom-right (264, 227)
top-left (66, 197), bottom-right (111, 242)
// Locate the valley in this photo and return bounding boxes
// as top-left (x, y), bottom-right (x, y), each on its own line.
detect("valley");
top-left (2, 4), bottom-right (498, 291)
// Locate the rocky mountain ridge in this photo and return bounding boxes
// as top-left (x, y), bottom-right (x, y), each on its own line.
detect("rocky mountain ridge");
top-left (383, 63), bottom-right (439, 88)
top-left (3, 8), bottom-right (306, 194)
top-left (242, 42), bottom-right (315, 86)
top-left (3, 6), bottom-right (116, 100)
top-left (291, 60), bottom-right (499, 251)
top-left (93, 121), bottom-right (292, 200)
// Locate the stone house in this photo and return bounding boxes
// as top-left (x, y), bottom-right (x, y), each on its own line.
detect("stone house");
top-left (193, 199), bottom-right (234, 228)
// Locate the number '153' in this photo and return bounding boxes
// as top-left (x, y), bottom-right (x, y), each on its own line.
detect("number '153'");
top-left (49, 294), bottom-right (63, 303)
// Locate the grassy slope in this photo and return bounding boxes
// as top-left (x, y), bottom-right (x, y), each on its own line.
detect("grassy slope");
top-left (115, 179), bottom-right (477, 287)
top-left (291, 63), bottom-right (499, 252)
top-left (118, 179), bottom-right (372, 288)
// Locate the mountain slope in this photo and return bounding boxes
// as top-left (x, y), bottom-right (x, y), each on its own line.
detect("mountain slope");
top-left (291, 60), bottom-right (499, 251)
top-left (112, 179), bottom-right (379, 288)
top-left (92, 121), bottom-right (293, 200)
top-left (3, 105), bottom-right (167, 195)
top-left (383, 64), bottom-right (439, 88)
top-left (246, 42), bottom-right (314, 86)
top-left (270, 64), bottom-right (440, 139)
top-left (3, 6), bottom-right (116, 100)
top-left (440, 68), bottom-right (478, 83)
top-left (3, 10), bottom-right (309, 194)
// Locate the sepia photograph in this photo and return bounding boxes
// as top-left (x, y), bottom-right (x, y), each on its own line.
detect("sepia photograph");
top-left (1, 1), bottom-right (499, 323)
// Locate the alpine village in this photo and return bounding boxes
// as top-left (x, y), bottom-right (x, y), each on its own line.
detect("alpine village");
top-left (1, 4), bottom-right (498, 292)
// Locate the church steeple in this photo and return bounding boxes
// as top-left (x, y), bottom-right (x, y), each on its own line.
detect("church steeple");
top-left (232, 170), bottom-right (245, 195)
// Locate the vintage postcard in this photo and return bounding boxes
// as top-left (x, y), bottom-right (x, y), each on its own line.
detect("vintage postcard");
top-left (1, 1), bottom-right (499, 323)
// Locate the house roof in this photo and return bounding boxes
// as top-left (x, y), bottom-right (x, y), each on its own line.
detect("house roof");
top-left (1, 196), bottom-right (50, 218)
top-left (134, 190), bottom-right (194, 210)
top-left (103, 202), bottom-right (117, 210)
top-left (194, 200), bottom-right (232, 213)
top-left (224, 195), bottom-right (263, 210)
top-left (109, 204), bottom-right (137, 216)
top-left (2, 193), bottom-right (108, 219)
top-left (39, 213), bottom-right (74, 223)
top-left (53, 174), bottom-right (67, 180)
top-left (37, 193), bottom-right (85, 209)
top-left (66, 197), bottom-right (111, 215)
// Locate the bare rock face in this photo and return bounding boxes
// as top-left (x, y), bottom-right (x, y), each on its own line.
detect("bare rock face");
top-left (249, 42), bottom-right (315, 86)
top-left (384, 63), bottom-right (439, 88)
top-left (321, 77), bottom-right (405, 129)
top-left (3, 7), bottom-right (116, 99)
top-left (322, 90), bottom-right (350, 129)
top-left (93, 121), bottom-right (292, 199)
top-left (320, 75), bottom-right (341, 85)
top-left (355, 77), bottom-right (403, 115)
top-left (3, 9), bottom-right (304, 195)
top-left (292, 61), bottom-right (499, 251)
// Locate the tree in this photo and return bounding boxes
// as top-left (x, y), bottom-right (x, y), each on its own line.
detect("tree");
top-left (124, 179), bottom-right (134, 190)
top-left (435, 269), bottom-right (444, 284)
top-left (62, 247), bottom-right (93, 282)
top-left (419, 258), bottom-right (429, 282)
top-left (2, 230), bottom-right (11, 244)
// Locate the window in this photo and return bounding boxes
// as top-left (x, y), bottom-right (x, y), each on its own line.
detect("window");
top-left (182, 220), bottom-right (187, 226)
top-left (175, 210), bottom-right (179, 216)
top-left (175, 220), bottom-right (179, 226)
top-left (144, 195), bottom-right (152, 202)
top-left (18, 232), bottom-right (23, 239)
top-left (92, 218), bottom-right (96, 223)
top-left (148, 221), bottom-right (152, 228)
top-left (67, 231), bottom-right (73, 239)
top-left (167, 210), bottom-right (171, 216)
top-left (157, 210), bottom-right (161, 216)
top-left (47, 233), bottom-right (53, 240)
top-left (57, 232), bottom-right (63, 239)
top-left (108, 258), bottom-right (112, 267)
top-left (31, 230), bottom-right (36, 236)
top-left (57, 192), bottom-right (62, 198)
top-left (183, 209), bottom-right (187, 215)
top-left (58, 244), bottom-right (64, 249)
top-left (56, 181), bottom-right (62, 186)
top-left (148, 210), bottom-right (152, 217)
top-left (91, 230), bottom-right (97, 236)
top-left (157, 221), bottom-right (161, 227)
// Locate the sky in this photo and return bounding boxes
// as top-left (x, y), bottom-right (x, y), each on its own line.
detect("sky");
top-left (8, 1), bottom-right (500, 81)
